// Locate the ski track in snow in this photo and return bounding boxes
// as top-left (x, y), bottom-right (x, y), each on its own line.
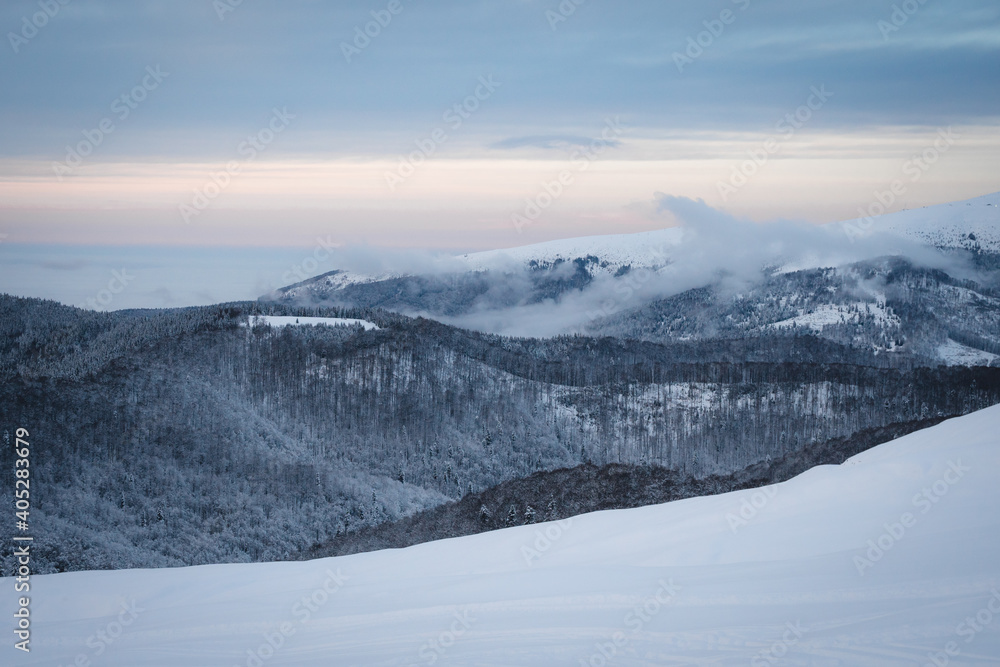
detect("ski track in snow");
top-left (6, 405), bottom-right (1000, 665)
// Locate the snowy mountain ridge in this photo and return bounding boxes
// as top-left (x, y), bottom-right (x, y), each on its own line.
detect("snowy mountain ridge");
top-left (281, 191), bottom-right (1000, 297)
top-left (846, 190), bottom-right (1000, 253)
top-left (457, 190), bottom-right (1000, 272)
top-left (266, 192), bottom-right (1000, 365)
top-left (457, 226), bottom-right (686, 276)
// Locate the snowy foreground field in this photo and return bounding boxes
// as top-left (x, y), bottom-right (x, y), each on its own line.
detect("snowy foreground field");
top-left (7, 407), bottom-right (1000, 666)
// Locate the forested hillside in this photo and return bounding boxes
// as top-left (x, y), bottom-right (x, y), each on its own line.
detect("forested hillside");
top-left (301, 417), bottom-right (949, 560)
top-left (586, 258), bottom-right (1000, 363)
top-left (2, 295), bottom-right (999, 574)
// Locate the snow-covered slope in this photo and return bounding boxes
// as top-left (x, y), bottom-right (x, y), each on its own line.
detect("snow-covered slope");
top-left (277, 191), bottom-right (999, 303)
top-left (458, 227), bottom-right (685, 276)
top-left (281, 227), bottom-right (685, 296)
top-left (286, 191), bottom-right (999, 296)
top-left (471, 190), bottom-right (1000, 262)
top-left (859, 191), bottom-right (1000, 253)
top-left (937, 338), bottom-right (1000, 366)
top-left (9, 405), bottom-right (1000, 665)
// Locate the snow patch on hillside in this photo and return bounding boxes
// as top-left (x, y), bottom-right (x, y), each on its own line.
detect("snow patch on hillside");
top-left (248, 315), bottom-right (379, 330)
top-left (769, 301), bottom-right (900, 332)
top-left (937, 338), bottom-right (998, 366)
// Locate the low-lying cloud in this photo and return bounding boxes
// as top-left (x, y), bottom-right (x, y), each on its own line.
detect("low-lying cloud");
top-left (441, 195), bottom-right (978, 337)
top-left (283, 195), bottom-right (983, 338)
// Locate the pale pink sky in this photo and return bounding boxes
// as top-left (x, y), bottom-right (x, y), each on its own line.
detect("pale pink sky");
top-left (2, 126), bottom-right (998, 250)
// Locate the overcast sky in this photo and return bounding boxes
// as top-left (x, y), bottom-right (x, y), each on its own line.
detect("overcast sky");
top-left (1, 0), bottom-right (999, 254)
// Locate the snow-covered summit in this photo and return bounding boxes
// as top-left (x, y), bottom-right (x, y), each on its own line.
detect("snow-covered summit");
top-left (281, 191), bottom-right (999, 299)
top-left (846, 190), bottom-right (1000, 253)
top-left (466, 190), bottom-right (1000, 267)
top-left (457, 227), bottom-right (686, 275)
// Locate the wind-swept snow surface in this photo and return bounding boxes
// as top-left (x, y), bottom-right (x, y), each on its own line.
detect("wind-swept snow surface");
top-left (7, 406), bottom-right (1000, 665)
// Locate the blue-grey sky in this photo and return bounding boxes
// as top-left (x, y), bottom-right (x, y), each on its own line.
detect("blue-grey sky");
top-left (1, 0), bottom-right (999, 256)
top-left (3, 1), bottom-right (999, 153)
